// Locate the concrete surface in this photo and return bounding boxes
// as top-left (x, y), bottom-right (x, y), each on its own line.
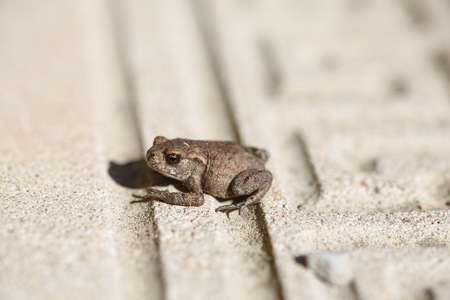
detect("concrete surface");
top-left (1, 0), bottom-right (450, 299)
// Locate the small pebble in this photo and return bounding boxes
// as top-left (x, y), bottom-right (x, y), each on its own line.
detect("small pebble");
top-left (305, 252), bottom-right (354, 286)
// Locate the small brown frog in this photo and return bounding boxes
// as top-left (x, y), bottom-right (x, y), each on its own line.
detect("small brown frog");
top-left (133, 136), bottom-right (272, 213)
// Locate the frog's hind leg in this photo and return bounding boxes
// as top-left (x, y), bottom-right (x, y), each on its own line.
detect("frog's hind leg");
top-left (215, 169), bottom-right (272, 214)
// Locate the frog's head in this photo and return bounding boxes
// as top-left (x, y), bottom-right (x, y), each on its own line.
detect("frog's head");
top-left (145, 136), bottom-right (207, 181)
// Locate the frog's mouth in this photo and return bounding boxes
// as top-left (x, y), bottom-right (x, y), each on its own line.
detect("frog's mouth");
top-left (157, 169), bottom-right (182, 181)
top-left (147, 162), bottom-right (178, 180)
top-left (146, 160), bottom-right (163, 174)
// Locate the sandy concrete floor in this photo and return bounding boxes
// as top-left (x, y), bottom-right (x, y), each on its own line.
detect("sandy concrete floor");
top-left (1, 0), bottom-right (450, 299)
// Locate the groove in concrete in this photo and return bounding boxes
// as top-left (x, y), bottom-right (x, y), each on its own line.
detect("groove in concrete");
top-left (433, 51), bottom-right (450, 93)
top-left (254, 205), bottom-right (286, 300)
top-left (147, 203), bottom-right (167, 300)
top-left (401, 0), bottom-right (432, 28)
top-left (189, 0), bottom-right (242, 144)
top-left (258, 38), bottom-right (282, 97)
top-left (349, 280), bottom-right (361, 300)
top-left (295, 132), bottom-right (323, 209)
top-left (421, 288), bottom-right (436, 300)
top-left (110, 0), bottom-right (145, 154)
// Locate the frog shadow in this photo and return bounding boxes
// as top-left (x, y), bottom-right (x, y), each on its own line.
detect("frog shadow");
top-left (108, 158), bottom-right (185, 191)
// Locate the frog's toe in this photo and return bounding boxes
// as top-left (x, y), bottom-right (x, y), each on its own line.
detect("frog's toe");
top-left (131, 193), bottom-right (153, 203)
top-left (132, 193), bottom-right (143, 198)
top-left (215, 204), bottom-right (236, 213)
top-left (215, 203), bottom-right (245, 214)
top-left (145, 187), bottom-right (161, 194)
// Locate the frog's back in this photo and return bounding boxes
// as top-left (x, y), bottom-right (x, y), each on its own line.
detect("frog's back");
top-left (199, 140), bottom-right (266, 198)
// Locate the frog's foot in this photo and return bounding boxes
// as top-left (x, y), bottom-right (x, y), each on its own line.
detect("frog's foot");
top-left (131, 193), bottom-right (152, 204)
top-left (215, 203), bottom-right (247, 215)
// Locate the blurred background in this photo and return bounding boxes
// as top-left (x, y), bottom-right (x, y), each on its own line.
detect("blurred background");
top-left (1, 0), bottom-right (450, 299)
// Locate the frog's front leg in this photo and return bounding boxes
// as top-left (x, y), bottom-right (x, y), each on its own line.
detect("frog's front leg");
top-left (132, 187), bottom-right (205, 207)
top-left (215, 169), bottom-right (272, 214)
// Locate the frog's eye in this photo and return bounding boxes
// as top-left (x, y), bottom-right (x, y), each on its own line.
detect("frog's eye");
top-left (165, 153), bottom-right (181, 164)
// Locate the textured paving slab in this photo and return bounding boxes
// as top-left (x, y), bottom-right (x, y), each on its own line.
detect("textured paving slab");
top-left (1, 0), bottom-right (450, 300)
